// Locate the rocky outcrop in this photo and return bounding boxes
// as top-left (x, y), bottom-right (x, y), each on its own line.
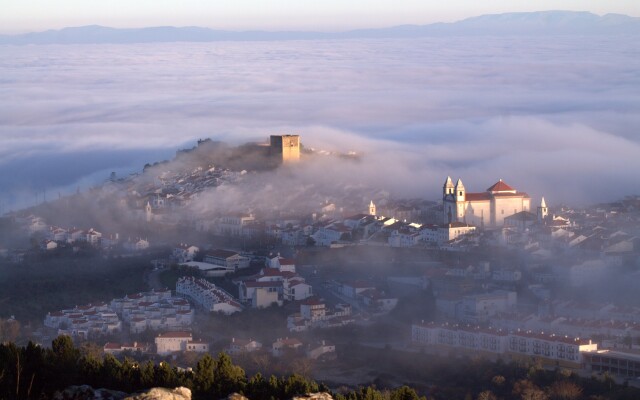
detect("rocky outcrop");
top-left (125, 387), bottom-right (192, 400)
top-left (292, 393), bottom-right (334, 400)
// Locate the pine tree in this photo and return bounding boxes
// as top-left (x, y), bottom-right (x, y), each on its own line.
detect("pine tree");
top-left (194, 354), bottom-right (215, 396)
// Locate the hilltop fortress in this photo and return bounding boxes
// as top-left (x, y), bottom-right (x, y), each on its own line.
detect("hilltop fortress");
top-left (270, 134), bottom-right (301, 163)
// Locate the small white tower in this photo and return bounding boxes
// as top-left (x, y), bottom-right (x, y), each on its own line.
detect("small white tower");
top-left (443, 176), bottom-right (455, 198)
top-left (455, 178), bottom-right (466, 221)
top-left (455, 178), bottom-right (466, 202)
top-left (145, 201), bottom-right (153, 223)
top-left (537, 197), bottom-right (548, 221)
top-left (369, 200), bottom-right (376, 216)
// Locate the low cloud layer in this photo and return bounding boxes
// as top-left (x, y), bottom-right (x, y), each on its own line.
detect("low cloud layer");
top-left (0, 35), bottom-right (639, 210)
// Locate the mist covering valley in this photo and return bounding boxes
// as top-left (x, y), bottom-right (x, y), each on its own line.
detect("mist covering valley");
top-left (1, 31), bottom-right (640, 211)
top-left (1, 12), bottom-right (640, 400)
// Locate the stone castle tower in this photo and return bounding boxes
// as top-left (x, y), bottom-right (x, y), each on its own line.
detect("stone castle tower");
top-left (270, 135), bottom-right (300, 163)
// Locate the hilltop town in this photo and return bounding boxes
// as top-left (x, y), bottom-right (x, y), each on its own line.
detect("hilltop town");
top-left (1, 134), bottom-right (640, 388)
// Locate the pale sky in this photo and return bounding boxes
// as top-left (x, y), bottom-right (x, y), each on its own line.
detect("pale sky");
top-left (1, 0), bottom-right (639, 34)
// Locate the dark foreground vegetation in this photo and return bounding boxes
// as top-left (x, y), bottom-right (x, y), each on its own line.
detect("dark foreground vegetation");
top-left (1, 337), bottom-right (640, 400)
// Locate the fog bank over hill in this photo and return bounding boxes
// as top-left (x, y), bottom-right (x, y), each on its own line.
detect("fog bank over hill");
top-left (1, 11), bottom-right (639, 44)
top-left (1, 33), bottom-right (639, 210)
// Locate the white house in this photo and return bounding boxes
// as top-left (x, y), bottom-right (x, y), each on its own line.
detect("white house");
top-left (267, 256), bottom-right (296, 273)
top-left (204, 249), bottom-right (250, 271)
top-left (340, 281), bottom-right (375, 299)
top-left (124, 238), bottom-right (150, 251)
top-left (272, 337), bottom-right (303, 357)
top-left (284, 279), bottom-right (313, 301)
top-left (215, 214), bottom-right (255, 236)
top-left (155, 331), bottom-right (208, 355)
top-left (312, 223), bottom-right (351, 246)
top-left (358, 289), bottom-right (398, 312)
top-left (226, 338), bottom-right (262, 355)
top-left (42, 240), bottom-right (58, 251)
top-left (306, 340), bottom-right (336, 360)
top-left (173, 244), bottom-right (200, 263)
top-left (86, 228), bottom-right (102, 245)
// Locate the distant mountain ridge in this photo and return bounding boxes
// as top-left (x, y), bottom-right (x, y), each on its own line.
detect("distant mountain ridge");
top-left (1, 11), bottom-right (639, 45)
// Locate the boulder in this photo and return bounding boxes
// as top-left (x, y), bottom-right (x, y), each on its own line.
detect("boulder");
top-left (125, 387), bottom-right (192, 400)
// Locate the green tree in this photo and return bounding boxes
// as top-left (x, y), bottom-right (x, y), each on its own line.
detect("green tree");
top-left (357, 386), bottom-right (385, 400)
top-left (390, 386), bottom-right (424, 400)
top-left (78, 354), bottom-right (102, 388)
top-left (194, 354), bottom-right (215, 396)
top-left (213, 352), bottom-right (247, 397)
top-left (247, 373), bottom-right (272, 400)
top-left (100, 353), bottom-right (122, 389)
top-left (282, 373), bottom-right (318, 398)
top-left (139, 360), bottom-right (155, 388)
top-left (46, 335), bottom-right (80, 391)
top-left (154, 361), bottom-right (177, 388)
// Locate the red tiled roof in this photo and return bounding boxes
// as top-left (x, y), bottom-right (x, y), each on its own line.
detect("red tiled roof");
top-left (487, 180), bottom-right (516, 193)
top-left (301, 298), bottom-right (324, 306)
top-left (465, 192), bottom-right (492, 201)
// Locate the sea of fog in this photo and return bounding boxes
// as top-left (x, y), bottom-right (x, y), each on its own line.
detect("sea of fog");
top-left (0, 36), bottom-right (639, 211)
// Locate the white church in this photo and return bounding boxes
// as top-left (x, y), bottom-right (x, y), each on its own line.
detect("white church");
top-left (442, 177), bottom-right (543, 228)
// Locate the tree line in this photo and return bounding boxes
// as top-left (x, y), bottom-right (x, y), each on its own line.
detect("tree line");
top-left (0, 336), bottom-right (424, 399)
top-left (1, 336), bottom-right (640, 400)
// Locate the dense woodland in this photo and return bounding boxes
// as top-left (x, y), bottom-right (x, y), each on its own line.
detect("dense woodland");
top-left (1, 336), bottom-right (639, 400)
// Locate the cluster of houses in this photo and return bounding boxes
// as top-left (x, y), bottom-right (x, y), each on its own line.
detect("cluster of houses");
top-left (10, 212), bottom-right (150, 252)
top-left (103, 333), bottom-right (335, 361)
top-left (44, 302), bottom-right (122, 340)
top-left (110, 289), bottom-right (194, 334)
top-left (44, 288), bottom-right (194, 338)
top-left (197, 212), bottom-right (476, 249)
top-left (235, 256), bottom-right (313, 308)
top-left (226, 337), bottom-right (335, 360)
top-left (176, 276), bottom-right (243, 314)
